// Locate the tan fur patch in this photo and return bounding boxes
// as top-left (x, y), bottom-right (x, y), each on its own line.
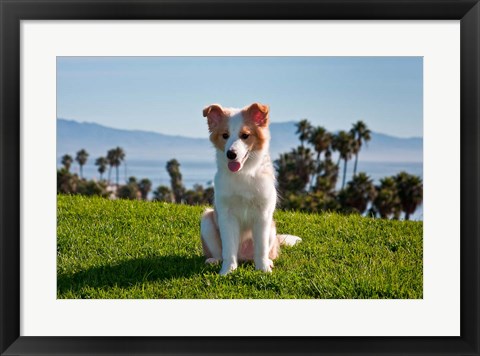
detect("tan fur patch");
top-left (269, 238), bottom-right (280, 260)
top-left (243, 103), bottom-right (269, 125)
top-left (203, 104), bottom-right (225, 131)
top-left (201, 209), bottom-right (222, 258)
top-left (209, 118), bottom-right (229, 152)
top-left (239, 120), bottom-right (269, 151)
top-left (241, 103), bottom-right (270, 151)
top-left (203, 104), bottom-right (231, 145)
top-left (269, 220), bottom-right (280, 259)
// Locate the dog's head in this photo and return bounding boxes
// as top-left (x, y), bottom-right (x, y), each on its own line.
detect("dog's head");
top-left (203, 102), bottom-right (270, 173)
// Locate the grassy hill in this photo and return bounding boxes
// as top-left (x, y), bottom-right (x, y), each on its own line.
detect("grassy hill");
top-left (57, 195), bottom-right (423, 299)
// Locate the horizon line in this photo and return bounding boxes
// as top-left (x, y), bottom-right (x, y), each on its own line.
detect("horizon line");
top-left (57, 117), bottom-right (424, 140)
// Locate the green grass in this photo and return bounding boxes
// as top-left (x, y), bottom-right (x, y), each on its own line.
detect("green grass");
top-left (57, 195), bottom-right (423, 299)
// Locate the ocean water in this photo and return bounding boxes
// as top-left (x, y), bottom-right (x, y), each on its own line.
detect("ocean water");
top-left (62, 159), bottom-right (423, 220)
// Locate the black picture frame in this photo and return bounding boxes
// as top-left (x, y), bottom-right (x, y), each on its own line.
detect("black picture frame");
top-left (1, 0), bottom-right (479, 355)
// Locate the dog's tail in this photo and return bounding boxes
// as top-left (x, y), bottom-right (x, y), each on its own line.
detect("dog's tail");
top-left (277, 234), bottom-right (302, 246)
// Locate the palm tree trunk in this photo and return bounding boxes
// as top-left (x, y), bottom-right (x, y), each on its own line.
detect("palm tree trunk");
top-left (309, 151), bottom-right (321, 191)
top-left (116, 166), bottom-right (119, 186)
top-left (108, 166), bottom-right (112, 184)
top-left (342, 159), bottom-right (348, 189)
top-left (405, 212), bottom-right (410, 221)
top-left (80, 165), bottom-right (83, 179)
top-left (353, 153), bottom-right (359, 177)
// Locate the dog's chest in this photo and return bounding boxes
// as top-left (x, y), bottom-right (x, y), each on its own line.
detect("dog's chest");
top-left (215, 172), bottom-right (276, 213)
top-left (223, 171), bottom-right (272, 196)
top-left (220, 190), bottom-right (272, 227)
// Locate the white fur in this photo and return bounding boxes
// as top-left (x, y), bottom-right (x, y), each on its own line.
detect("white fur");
top-left (201, 105), bottom-right (301, 275)
top-left (217, 111), bottom-right (275, 274)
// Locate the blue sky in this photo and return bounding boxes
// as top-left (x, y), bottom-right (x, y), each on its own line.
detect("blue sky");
top-left (57, 56), bottom-right (423, 138)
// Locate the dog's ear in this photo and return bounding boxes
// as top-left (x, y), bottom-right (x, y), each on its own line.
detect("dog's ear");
top-left (203, 104), bottom-right (225, 132)
top-left (245, 103), bottom-right (269, 127)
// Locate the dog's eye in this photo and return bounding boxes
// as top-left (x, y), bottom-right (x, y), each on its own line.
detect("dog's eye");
top-left (222, 133), bottom-right (229, 139)
top-left (241, 133), bottom-right (250, 140)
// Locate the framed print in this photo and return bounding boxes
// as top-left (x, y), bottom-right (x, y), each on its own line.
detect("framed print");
top-left (1, 0), bottom-right (479, 355)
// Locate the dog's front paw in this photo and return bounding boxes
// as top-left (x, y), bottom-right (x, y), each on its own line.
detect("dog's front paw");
top-left (219, 261), bottom-right (237, 275)
top-left (255, 259), bottom-right (273, 273)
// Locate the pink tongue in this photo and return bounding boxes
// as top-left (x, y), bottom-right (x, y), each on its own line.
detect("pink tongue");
top-left (228, 161), bottom-right (241, 172)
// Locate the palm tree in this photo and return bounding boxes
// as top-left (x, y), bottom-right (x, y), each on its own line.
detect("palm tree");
top-left (153, 185), bottom-right (174, 203)
top-left (315, 149), bottom-right (339, 194)
top-left (275, 152), bottom-right (296, 196)
top-left (75, 149), bottom-right (89, 179)
top-left (293, 146), bottom-right (315, 190)
top-left (373, 177), bottom-right (402, 219)
top-left (117, 180), bottom-right (140, 200)
top-left (61, 154), bottom-right (73, 172)
top-left (309, 126), bottom-right (332, 162)
top-left (295, 119), bottom-right (313, 148)
top-left (106, 149), bottom-right (115, 183)
top-left (107, 147), bottom-right (126, 186)
top-left (395, 172), bottom-right (423, 220)
top-left (350, 121), bottom-right (371, 177)
top-left (332, 130), bottom-right (356, 190)
top-left (138, 178), bottom-right (152, 200)
top-left (115, 147), bottom-right (126, 186)
top-left (341, 172), bottom-right (376, 214)
top-left (57, 168), bottom-right (78, 194)
top-left (275, 146), bottom-right (315, 196)
top-left (166, 159), bottom-right (185, 203)
top-left (308, 126), bottom-right (332, 188)
top-left (95, 157), bottom-right (108, 181)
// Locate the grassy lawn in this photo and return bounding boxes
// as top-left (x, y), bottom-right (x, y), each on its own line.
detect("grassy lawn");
top-left (57, 195), bottom-right (423, 299)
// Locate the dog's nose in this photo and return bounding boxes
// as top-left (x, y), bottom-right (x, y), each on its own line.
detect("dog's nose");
top-left (226, 150), bottom-right (237, 160)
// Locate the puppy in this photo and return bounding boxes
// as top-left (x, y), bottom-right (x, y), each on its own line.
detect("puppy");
top-left (200, 103), bottom-right (301, 275)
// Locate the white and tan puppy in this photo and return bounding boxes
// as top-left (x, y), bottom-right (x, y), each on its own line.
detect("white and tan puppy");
top-left (200, 103), bottom-right (301, 275)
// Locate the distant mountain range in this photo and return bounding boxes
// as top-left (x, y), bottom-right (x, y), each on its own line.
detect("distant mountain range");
top-left (57, 118), bottom-right (422, 163)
